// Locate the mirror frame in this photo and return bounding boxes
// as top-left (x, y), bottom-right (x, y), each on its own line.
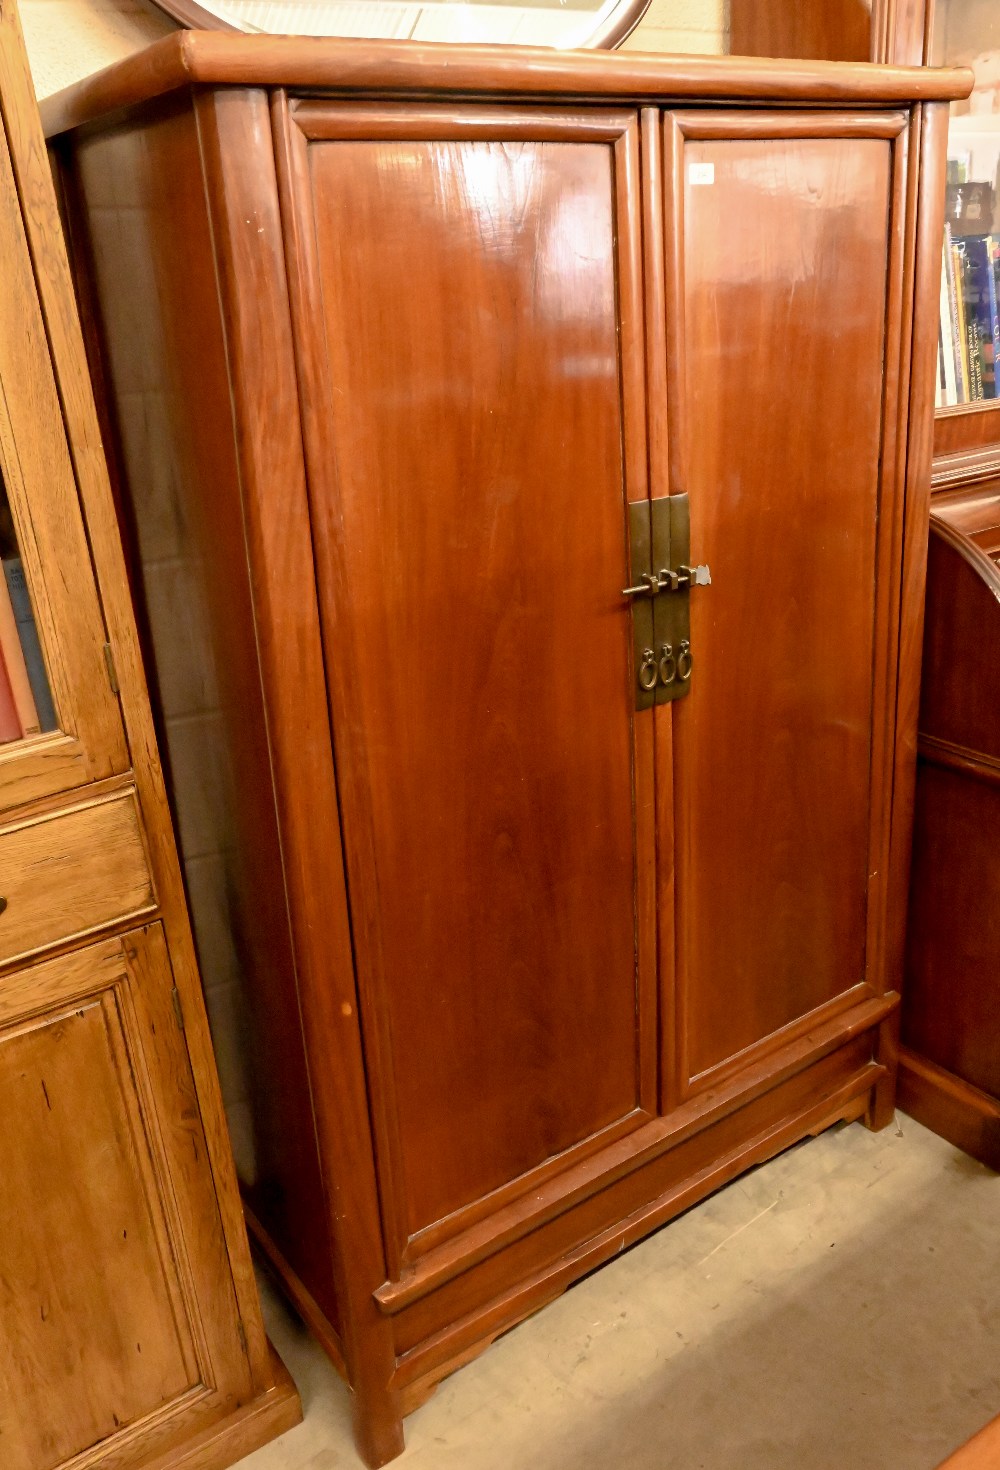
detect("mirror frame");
top-left (142, 0), bottom-right (650, 50)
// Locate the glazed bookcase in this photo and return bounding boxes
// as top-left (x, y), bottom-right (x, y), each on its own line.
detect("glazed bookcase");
top-left (0, 5), bottom-right (300, 1468)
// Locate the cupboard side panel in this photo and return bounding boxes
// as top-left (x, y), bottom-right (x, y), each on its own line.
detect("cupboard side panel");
top-left (56, 99), bottom-right (341, 1338)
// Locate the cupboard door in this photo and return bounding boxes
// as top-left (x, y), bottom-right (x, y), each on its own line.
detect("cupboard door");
top-left (0, 928), bottom-right (253, 1470)
top-left (0, 104), bottom-right (127, 813)
top-left (279, 105), bottom-right (654, 1262)
top-left (658, 111), bottom-right (910, 1099)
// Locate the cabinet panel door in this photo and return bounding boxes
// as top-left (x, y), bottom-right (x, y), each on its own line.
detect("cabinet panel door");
top-left (280, 107), bottom-right (654, 1259)
top-left (0, 929), bottom-right (253, 1470)
top-left (659, 112), bottom-right (909, 1096)
top-left (0, 99), bottom-right (128, 812)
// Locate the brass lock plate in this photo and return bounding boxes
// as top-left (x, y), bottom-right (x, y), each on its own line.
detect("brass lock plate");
top-left (624, 493), bottom-right (709, 709)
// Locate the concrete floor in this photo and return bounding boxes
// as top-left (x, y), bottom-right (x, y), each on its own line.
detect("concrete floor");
top-left (244, 1116), bottom-right (1000, 1470)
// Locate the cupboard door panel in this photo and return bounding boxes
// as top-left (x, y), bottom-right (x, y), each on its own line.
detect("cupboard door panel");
top-left (0, 1000), bottom-right (196, 1470)
top-left (663, 117), bottom-right (900, 1090)
top-left (0, 930), bottom-right (253, 1470)
top-left (283, 112), bottom-right (653, 1252)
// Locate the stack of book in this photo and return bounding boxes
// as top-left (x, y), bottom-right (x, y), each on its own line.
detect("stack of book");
top-left (938, 221), bottom-right (1000, 408)
top-left (0, 486), bottom-right (56, 744)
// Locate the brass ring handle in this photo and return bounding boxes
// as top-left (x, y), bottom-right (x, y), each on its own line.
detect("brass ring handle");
top-left (637, 649), bottom-right (658, 691)
top-left (677, 640), bottom-right (693, 681)
top-left (658, 643), bottom-right (676, 686)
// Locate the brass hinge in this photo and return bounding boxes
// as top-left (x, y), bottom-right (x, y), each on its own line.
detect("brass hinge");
top-left (170, 987), bottom-right (185, 1031)
top-left (623, 494), bottom-right (711, 709)
top-left (103, 642), bottom-right (120, 696)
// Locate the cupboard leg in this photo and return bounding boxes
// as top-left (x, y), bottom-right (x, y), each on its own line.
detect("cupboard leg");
top-left (351, 1383), bottom-right (405, 1468)
top-left (865, 1012), bottom-right (901, 1132)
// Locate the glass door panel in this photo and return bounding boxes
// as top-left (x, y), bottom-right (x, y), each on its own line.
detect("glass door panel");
top-left (932, 1), bottom-right (1000, 408)
top-left (0, 470), bottom-right (57, 744)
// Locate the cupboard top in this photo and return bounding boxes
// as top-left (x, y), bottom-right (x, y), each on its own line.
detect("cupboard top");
top-left (41, 31), bottom-right (972, 138)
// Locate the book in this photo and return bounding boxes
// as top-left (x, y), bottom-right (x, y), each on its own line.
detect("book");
top-left (0, 565), bottom-right (39, 736)
top-left (959, 235), bottom-right (998, 399)
top-left (987, 237), bottom-right (1000, 399)
top-left (969, 312), bottom-right (985, 400)
top-left (939, 239), bottom-right (958, 406)
top-left (944, 226), bottom-right (966, 403)
top-left (3, 558), bottom-right (56, 731)
top-left (0, 644), bottom-right (20, 744)
top-left (953, 238), bottom-right (971, 402)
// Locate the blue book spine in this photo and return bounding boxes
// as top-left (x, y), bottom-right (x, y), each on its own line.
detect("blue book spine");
top-left (961, 236), bottom-right (997, 399)
top-left (987, 237), bottom-right (1000, 400)
top-left (3, 558), bottom-right (56, 731)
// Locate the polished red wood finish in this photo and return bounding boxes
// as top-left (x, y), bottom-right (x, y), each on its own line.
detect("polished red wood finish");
top-left (729, 0), bottom-right (872, 63)
top-left (45, 39), bottom-right (962, 1466)
top-left (666, 118), bottom-right (898, 1088)
top-left (728, 0), bottom-right (930, 66)
top-left (900, 500), bottom-right (1000, 1168)
top-left (285, 117), bottom-right (654, 1251)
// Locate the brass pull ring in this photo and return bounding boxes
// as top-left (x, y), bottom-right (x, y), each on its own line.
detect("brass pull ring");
top-left (638, 648), bottom-right (658, 692)
top-left (658, 643), bottom-right (676, 686)
top-left (677, 640), bottom-right (693, 681)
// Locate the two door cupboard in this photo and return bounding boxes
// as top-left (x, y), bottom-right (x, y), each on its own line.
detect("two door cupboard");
top-left (43, 37), bottom-right (967, 1466)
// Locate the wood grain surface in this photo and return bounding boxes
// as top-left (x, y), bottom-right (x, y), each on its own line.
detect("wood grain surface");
top-left (664, 119), bottom-right (893, 1088)
top-left (0, 788), bottom-right (154, 965)
top-left (48, 44), bottom-right (960, 1464)
top-left (901, 507), bottom-right (1000, 1169)
top-left (293, 120), bottom-right (651, 1245)
top-left (38, 32), bottom-right (972, 142)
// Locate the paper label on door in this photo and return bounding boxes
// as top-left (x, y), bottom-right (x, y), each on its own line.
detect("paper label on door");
top-left (688, 162), bottom-right (715, 186)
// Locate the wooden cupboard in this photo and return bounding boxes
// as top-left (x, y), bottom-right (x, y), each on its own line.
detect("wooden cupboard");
top-left (899, 484), bottom-right (1000, 1167)
top-left (43, 34), bottom-right (968, 1466)
top-left (0, 5), bottom-right (300, 1468)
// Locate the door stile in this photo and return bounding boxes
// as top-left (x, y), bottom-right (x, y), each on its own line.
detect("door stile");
top-left (272, 94), bottom-right (413, 1287)
top-left (641, 107), bottom-right (680, 1116)
top-left (655, 108), bottom-right (688, 1111)
top-left (617, 116), bottom-right (659, 1119)
top-left (862, 112), bottom-right (912, 1010)
top-left (869, 101), bottom-right (952, 1129)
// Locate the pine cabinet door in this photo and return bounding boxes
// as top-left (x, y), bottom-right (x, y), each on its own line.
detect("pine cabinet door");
top-left (0, 927), bottom-right (254, 1470)
top-left (655, 110), bottom-right (913, 1104)
top-left (278, 104), bottom-right (658, 1270)
top-left (0, 103), bottom-right (127, 814)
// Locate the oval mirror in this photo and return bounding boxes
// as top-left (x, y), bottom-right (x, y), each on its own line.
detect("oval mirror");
top-left (143, 0), bottom-right (649, 50)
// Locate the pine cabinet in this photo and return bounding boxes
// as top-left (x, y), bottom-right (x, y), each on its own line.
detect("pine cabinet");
top-left (1, 928), bottom-right (251, 1470)
top-left (0, 5), bottom-right (300, 1468)
top-left (44, 36), bottom-right (967, 1467)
